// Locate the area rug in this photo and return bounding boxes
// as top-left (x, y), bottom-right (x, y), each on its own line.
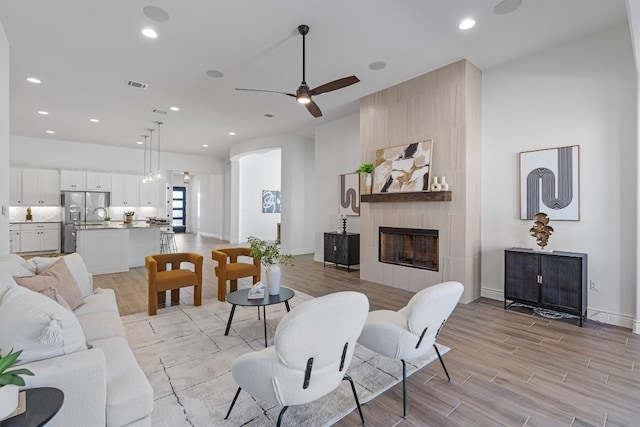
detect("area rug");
top-left (122, 290), bottom-right (450, 427)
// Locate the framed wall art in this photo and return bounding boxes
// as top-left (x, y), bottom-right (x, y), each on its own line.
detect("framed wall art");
top-left (338, 173), bottom-right (360, 216)
top-left (262, 190), bottom-right (281, 213)
top-left (519, 145), bottom-right (580, 221)
top-left (373, 140), bottom-right (433, 193)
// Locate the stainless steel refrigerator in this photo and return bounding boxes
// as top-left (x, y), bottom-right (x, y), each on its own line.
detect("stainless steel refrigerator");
top-left (61, 191), bottom-right (110, 252)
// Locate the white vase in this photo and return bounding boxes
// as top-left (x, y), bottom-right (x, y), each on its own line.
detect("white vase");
top-left (0, 384), bottom-right (19, 421)
top-left (430, 176), bottom-right (442, 191)
top-left (440, 176), bottom-right (449, 191)
top-left (364, 173), bottom-right (372, 194)
top-left (265, 264), bottom-right (281, 295)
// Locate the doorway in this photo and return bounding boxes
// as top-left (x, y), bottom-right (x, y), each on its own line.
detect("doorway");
top-left (172, 186), bottom-right (186, 233)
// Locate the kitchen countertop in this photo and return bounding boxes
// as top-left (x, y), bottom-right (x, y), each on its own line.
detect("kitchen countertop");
top-left (76, 221), bottom-right (169, 230)
top-left (10, 220), bottom-right (61, 224)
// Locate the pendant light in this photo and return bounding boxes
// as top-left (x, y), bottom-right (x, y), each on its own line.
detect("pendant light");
top-left (141, 134), bottom-right (149, 183)
top-left (154, 121), bottom-right (163, 179)
top-left (146, 128), bottom-right (155, 182)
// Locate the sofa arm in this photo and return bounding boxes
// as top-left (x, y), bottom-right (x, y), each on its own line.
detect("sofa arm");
top-left (19, 348), bottom-right (107, 427)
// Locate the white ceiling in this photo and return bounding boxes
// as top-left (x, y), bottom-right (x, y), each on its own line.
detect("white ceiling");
top-left (0, 1), bottom-right (630, 160)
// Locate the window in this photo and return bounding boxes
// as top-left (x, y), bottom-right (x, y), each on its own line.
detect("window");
top-left (172, 186), bottom-right (186, 233)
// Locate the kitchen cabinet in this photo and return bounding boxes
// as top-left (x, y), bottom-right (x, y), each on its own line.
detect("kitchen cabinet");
top-left (9, 224), bottom-right (20, 253)
top-left (60, 170), bottom-right (87, 190)
top-left (10, 168), bottom-right (22, 205)
top-left (86, 172), bottom-right (111, 191)
top-left (504, 247), bottom-right (587, 326)
top-left (16, 223), bottom-right (61, 253)
top-left (139, 179), bottom-right (160, 206)
top-left (21, 169), bottom-right (60, 206)
top-left (324, 232), bottom-right (360, 272)
top-left (111, 174), bottom-right (139, 206)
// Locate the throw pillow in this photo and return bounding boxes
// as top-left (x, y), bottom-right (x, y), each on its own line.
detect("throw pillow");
top-left (14, 258), bottom-right (85, 310)
top-left (25, 254), bottom-right (93, 297)
top-left (0, 261), bottom-right (36, 278)
top-left (0, 284), bottom-right (87, 364)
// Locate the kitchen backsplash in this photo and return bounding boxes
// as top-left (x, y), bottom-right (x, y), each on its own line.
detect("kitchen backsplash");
top-left (10, 206), bottom-right (62, 222)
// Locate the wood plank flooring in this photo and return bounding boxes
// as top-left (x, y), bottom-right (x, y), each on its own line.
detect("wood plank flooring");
top-left (93, 233), bottom-right (640, 427)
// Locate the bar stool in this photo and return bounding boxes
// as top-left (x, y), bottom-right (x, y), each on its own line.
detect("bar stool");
top-left (160, 230), bottom-right (178, 253)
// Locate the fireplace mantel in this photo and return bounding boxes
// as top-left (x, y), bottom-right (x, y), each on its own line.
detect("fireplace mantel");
top-left (361, 191), bottom-right (451, 203)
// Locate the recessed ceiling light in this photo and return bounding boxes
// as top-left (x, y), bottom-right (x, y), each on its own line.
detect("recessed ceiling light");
top-left (136, 141), bottom-right (144, 145)
top-left (45, 130), bottom-right (55, 134)
top-left (37, 111), bottom-right (48, 115)
top-left (143, 6), bottom-right (170, 22)
top-left (369, 61), bottom-right (387, 71)
top-left (170, 106), bottom-right (180, 111)
top-left (459, 18), bottom-right (476, 30)
top-left (202, 144), bottom-right (209, 148)
top-left (206, 70), bottom-right (224, 78)
top-left (90, 118), bottom-right (99, 123)
top-left (26, 77), bottom-right (41, 84)
top-left (141, 28), bottom-right (158, 39)
top-left (493, 0), bottom-right (522, 15)
top-left (228, 132), bottom-right (236, 136)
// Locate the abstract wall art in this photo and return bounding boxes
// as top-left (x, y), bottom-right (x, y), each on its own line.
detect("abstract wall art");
top-left (519, 145), bottom-right (580, 221)
top-left (262, 190), bottom-right (281, 213)
top-left (338, 173), bottom-right (360, 216)
top-left (373, 140), bottom-right (433, 193)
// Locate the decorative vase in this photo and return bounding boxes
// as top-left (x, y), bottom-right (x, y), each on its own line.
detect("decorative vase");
top-left (440, 176), bottom-right (449, 191)
top-left (124, 215), bottom-right (133, 224)
top-left (430, 176), bottom-right (442, 191)
top-left (0, 385), bottom-right (19, 421)
top-left (265, 264), bottom-right (281, 295)
top-left (364, 173), bottom-right (372, 194)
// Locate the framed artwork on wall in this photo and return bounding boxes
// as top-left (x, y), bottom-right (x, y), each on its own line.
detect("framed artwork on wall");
top-left (519, 145), bottom-right (580, 220)
top-left (339, 173), bottom-right (360, 216)
top-left (262, 190), bottom-right (281, 213)
top-left (373, 140), bottom-right (433, 193)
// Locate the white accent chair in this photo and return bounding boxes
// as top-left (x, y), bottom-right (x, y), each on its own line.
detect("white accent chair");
top-left (224, 291), bottom-right (370, 426)
top-left (357, 281), bottom-right (464, 418)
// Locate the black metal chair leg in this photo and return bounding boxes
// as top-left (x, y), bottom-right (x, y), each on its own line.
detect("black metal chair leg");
top-left (343, 375), bottom-right (365, 425)
top-left (433, 344), bottom-right (451, 381)
top-left (401, 359), bottom-right (407, 418)
top-left (224, 387), bottom-right (242, 420)
top-left (276, 406), bottom-right (289, 427)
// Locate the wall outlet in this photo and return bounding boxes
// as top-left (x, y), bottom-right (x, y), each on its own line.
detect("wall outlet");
top-left (589, 280), bottom-right (600, 291)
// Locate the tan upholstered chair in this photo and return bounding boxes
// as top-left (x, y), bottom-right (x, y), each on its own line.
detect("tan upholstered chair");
top-left (145, 252), bottom-right (203, 315)
top-left (212, 248), bottom-right (261, 301)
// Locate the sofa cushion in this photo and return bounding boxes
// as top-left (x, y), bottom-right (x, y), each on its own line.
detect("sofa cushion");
top-left (90, 336), bottom-right (154, 426)
top-left (73, 288), bottom-right (120, 316)
top-left (25, 253), bottom-right (93, 297)
top-left (0, 260), bottom-right (36, 278)
top-left (0, 284), bottom-right (87, 364)
top-left (76, 311), bottom-right (126, 342)
top-left (15, 258), bottom-right (85, 310)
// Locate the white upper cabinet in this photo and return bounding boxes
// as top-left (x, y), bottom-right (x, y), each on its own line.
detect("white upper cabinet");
top-left (10, 168), bottom-right (22, 205)
top-left (139, 179), bottom-right (160, 206)
top-left (111, 174), bottom-right (139, 206)
top-left (60, 170), bottom-right (87, 190)
top-left (21, 169), bottom-right (60, 206)
top-left (86, 172), bottom-right (111, 191)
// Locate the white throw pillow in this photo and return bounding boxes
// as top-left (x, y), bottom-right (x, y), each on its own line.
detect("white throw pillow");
top-left (0, 284), bottom-right (87, 364)
top-left (0, 261), bottom-right (36, 278)
top-left (0, 271), bottom-right (19, 303)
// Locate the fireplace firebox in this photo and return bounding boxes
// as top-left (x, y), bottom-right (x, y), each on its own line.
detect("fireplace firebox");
top-left (379, 227), bottom-right (439, 271)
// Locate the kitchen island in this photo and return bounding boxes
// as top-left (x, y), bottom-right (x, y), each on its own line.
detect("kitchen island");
top-left (76, 221), bottom-right (164, 274)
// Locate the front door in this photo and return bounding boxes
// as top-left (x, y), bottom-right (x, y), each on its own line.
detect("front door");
top-left (172, 186), bottom-right (186, 233)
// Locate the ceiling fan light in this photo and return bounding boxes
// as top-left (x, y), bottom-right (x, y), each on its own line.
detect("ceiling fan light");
top-left (297, 95), bottom-right (311, 104)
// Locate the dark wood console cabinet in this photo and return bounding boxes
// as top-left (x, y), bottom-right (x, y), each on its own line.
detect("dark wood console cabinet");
top-left (324, 232), bottom-right (360, 272)
top-left (504, 248), bottom-right (587, 326)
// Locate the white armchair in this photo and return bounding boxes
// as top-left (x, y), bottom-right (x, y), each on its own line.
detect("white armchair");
top-left (224, 291), bottom-right (370, 426)
top-left (357, 281), bottom-right (463, 418)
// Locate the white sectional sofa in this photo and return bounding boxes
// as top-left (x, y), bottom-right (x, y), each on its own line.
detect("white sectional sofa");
top-left (0, 253), bottom-right (153, 426)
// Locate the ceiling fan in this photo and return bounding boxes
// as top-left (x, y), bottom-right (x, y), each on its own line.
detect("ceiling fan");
top-left (236, 24), bottom-right (360, 118)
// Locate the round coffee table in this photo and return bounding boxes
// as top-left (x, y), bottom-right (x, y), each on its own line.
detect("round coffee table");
top-left (225, 287), bottom-right (295, 347)
top-left (1, 387), bottom-right (64, 427)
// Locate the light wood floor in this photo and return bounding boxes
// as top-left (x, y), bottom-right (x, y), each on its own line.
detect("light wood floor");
top-left (94, 233), bottom-right (640, 427)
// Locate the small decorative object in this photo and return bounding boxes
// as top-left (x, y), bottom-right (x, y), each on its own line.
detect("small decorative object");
top-left (103, 216), bottom-right (111, 225)
top-left (358, 163), bottom-right (374, 195)
top-left (247, 281), bottom-right (265, 300)
top-left (338, 215), bottom-right (348, 234)
top-left (430, 177), bottom-right (441, 191)
top-left (339, 173), bottom-right (360, 216)
top-left (25, 207), bottom-right (32, 222)
top-left (440, 176), bottom-right (449, 191)
top-left (124, 211), bottom-right (135, 223)
top-left (247, 236), bottom-right (294, 296)
top-left (0, 348), bottom-right (34, 421)
top-left (530, 212), bottom-right (554, 250)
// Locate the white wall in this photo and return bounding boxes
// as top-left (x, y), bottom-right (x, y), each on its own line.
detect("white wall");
top-left (0, 22), bottom-right (9, 255)
top-left (239, 149), bottom-right (281, 241)
top-left (313, 113), bottom-right (361, 260)
top-left (481, 24), bottom-right (637, 328)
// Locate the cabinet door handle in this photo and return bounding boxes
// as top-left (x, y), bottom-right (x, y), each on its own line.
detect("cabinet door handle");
top-left (537, 275), bottom-right (543, 284)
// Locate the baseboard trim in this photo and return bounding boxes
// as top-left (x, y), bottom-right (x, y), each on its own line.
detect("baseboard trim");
top-left (481, 287), bottom-right (503, 301)
top-left (198, 231), bottom-right (222, 239)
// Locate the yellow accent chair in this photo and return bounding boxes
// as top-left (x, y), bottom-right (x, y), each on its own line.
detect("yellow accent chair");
top-left (212, 248), bottom-right (261, 301)
top-left (145, 252), bottom-right (203, 316)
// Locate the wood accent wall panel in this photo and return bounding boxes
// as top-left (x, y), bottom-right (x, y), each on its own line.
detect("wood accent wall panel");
top-left (359, 59), bottom-right (482, 303)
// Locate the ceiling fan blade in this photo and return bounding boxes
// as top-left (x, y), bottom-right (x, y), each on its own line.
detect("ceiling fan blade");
top-left (235, 88), bottom-right (296, 97)
top-left (309, 76), bottom-right (360, 96)
top-left (305, 99), bottom-right (322, 118)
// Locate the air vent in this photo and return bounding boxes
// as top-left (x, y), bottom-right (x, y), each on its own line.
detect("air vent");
top-left (126, 80), bottom-right (149, 90)
top-left (151, 108), bottom-right (168, 115)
